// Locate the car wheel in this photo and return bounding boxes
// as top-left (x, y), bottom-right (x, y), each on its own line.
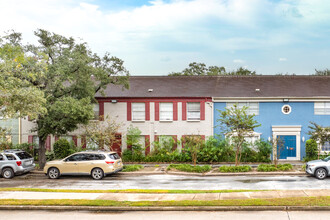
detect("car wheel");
top-left (91, 168), bottom-right (104, 180)
top-left (47, 167), bottom-right (60, 179)
top-left (2, 168), bottom-right (14, 179)
top-left (315, 168), bottom-right (327, 180)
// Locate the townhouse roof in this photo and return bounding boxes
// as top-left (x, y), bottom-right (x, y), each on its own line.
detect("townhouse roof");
top-left (95, 75), bottom-right (330, 99)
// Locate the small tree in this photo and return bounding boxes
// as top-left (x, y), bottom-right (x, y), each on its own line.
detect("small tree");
top-left (307, 122), bottom-right (330, 159)
top-left (217, 104), bottom-right (261, 166)
top-left (82, 116), bottom-right (122, 150)
top-left (182, 135), bottom-right (204, 166)
top-left (126, 126), bottom-right (144, 156)
top-left (270, 137), bottom-right (284, 168)
top-left (305, 139), bottom-right (318, 161)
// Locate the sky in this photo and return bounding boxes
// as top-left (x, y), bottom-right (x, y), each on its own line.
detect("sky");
top-left (1, 0), bottom-right (330, 75)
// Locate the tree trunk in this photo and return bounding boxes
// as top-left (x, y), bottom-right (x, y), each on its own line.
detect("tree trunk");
top-left (235, 145), bottom-right (240, 166)
top-left (38, 138), bottom-right (47, 170)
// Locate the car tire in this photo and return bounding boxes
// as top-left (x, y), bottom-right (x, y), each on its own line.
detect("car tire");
top-left (47, 167), bottom-right (60, 179)
top-left (91, 168), bottom-right (104, 180)
top-left (2, 167), bottom-right (14, 179)
top-left (315, 168), bottom-right (327, 180)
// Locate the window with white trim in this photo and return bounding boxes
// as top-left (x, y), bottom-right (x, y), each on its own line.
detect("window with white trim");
top-left (160, 103), bottom-right (173, 121)
top-left (187, 102), bottom-right (200, 120)
top-left (226, 102), bottom-right (259, 115)
top-left (226, 132), bottom-right (261, 150)
top-left (132, 103), bottom-right (145, 121)
top-left (93, 103), bottom-right (99, 120)
top-left (159, 135), bottom-right (173, 147)
top-left (60, 135), bottom-right (73, 142)
top-left (321, 142), bottom-right (330, 152)
top-left (314, 102), bottom-right (330, 115)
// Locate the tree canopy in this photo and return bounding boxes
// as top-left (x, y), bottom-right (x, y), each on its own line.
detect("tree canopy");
top-left (0, 32), bottom-right (47, 119)
top-left (1, 29), bottom-right (129, 168)
top-left (169, 62), bottom-right (256, 76)
top-left (314, 69), bottom-right (330, 76)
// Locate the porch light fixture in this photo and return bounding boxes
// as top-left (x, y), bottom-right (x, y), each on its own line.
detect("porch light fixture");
top-left (111, 100), bottom-right (117, 103)
top-left (255, 89), bottom-right (260, 92)
top-left (268, 136), bottom-right (271, 142)
top-left (148, 89), bottom-right (153, 92)
top-left (302, 136), bottom-right (305, 142)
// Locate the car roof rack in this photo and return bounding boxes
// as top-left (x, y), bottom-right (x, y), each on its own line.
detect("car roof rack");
top-left (3, 149), bottom-right (23, 153)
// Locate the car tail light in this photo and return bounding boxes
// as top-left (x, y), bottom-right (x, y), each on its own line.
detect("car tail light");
top-left (16, 161), bottom-right (22, 166)
top-left (105, 161), bottom-right (114, 164)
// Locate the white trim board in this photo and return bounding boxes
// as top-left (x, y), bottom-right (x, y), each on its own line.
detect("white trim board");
top-left (213, 97), bottom-right (330, 102)
top-left (272, 125), bottom-right (301, 161)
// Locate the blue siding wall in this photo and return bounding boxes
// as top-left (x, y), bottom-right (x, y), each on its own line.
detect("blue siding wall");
top-left (213, 102), bottom-right (330, 160)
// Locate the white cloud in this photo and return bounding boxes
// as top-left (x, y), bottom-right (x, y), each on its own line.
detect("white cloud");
top-left (279, 58), bottom-right (287, 62)
top-left (0, 0), bottom-right (329, 75)
top-left (233, 59), bottom-right (245, 63)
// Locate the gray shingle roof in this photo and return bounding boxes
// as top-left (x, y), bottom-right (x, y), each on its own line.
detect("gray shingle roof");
top-left (95, 75), bottom-right (330, 98)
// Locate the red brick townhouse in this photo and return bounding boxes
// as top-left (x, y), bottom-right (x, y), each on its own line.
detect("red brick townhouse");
top-left (21, 76), bottom-right (214, 155)
top-left (95, 76), bottom-right (213, 155)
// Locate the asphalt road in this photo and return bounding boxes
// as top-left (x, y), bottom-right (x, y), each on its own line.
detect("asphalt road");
top-left (1, 173), bottom-right (329, 190)
top-left (0, 210), bottom-right (329, 220)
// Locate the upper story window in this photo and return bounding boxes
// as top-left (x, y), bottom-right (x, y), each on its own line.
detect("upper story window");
top-left (321, 142), bottom-right (330, 152)
top-left (187, 102), bottom-right (200, 120)
top-left (132, 103), bottom-right (145, 121)
top-left (314, 102), bottom-right (330, 115)
top-left (160, 103), bottom-right (173, 121)
top-left (226, 102), bottom-right (259, 115)
top-left (93, 103), bottom-right (99, 120)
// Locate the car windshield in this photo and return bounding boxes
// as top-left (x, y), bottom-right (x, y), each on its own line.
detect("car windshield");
top-left (322, 156), bottom-right (330, 162)
top-left (16, 152), bottom-right (33, 160)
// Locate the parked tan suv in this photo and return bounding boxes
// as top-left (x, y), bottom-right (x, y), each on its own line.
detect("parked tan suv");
top-left (44, 151), bottom-right (123, 180)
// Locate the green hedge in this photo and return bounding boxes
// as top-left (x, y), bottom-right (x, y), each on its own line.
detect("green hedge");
top-left (122, 165), bottom-right (144, 172)
top-left (167, 164), bottom-right (212, 173)
top-left (122, 137), bottom-right (272, 163)
top-left (219, 165), bottom-right (252, 173)
top-left (257, 164), bottom-right (293, 172)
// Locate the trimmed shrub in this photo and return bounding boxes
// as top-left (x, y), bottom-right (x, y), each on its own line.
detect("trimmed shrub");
top-left (53, 139), bottom-right (77, 159)
top-left (167, 164), bottom-right (212, 173)
top-left (219, 165), bottom-right (252, 173)
top-left (305, 139), bottom-right (318, 161)
top-left (257, 164), bottom-right (293, 172)
top-left (122, 165), bottom-right (143, 172)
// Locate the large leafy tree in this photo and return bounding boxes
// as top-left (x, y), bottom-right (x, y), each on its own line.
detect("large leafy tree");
top-left (3, 30), bottom-right (129, 168)
top-left (169, 62), bottom-right (256, 76)
top-left (314, 69), bottom-right (330, 76)
top-left (217, 104), bottom-right (260, 166)
top-left (0, 32), bottom-right (47, 119)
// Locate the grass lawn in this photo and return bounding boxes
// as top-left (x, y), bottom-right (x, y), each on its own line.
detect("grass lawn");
top-left (0, 197), bottom-right (329, 207)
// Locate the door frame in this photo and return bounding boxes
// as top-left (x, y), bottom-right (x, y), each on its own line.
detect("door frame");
top-left (272, 126), bottom-right (301, 160)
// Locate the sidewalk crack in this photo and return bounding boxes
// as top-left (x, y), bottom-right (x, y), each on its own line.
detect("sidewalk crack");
top-left (302, 190), bottom-right (309, 197)
top-left (286, 211), bottom-right (291, 220)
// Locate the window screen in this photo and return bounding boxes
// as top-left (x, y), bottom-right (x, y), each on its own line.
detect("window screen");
top-left (187, 102), bottom-right (200, 120)
top-left (132, 103), bottom-right (145, 121)
top-left (160, 103), bottom-right (173, 121)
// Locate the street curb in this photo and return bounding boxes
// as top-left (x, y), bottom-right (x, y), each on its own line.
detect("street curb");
top-left (30, 171), bottom-right (308, 177)
top-left (0, 205), bottom-right (329, 211)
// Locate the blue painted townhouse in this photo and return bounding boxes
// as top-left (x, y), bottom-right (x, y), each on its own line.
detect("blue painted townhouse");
top-left (212, 75), bottom-right (330, 160)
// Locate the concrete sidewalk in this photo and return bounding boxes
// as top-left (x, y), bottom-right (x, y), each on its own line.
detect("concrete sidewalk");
top-left (0, 189), bottom-right (329, 201)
